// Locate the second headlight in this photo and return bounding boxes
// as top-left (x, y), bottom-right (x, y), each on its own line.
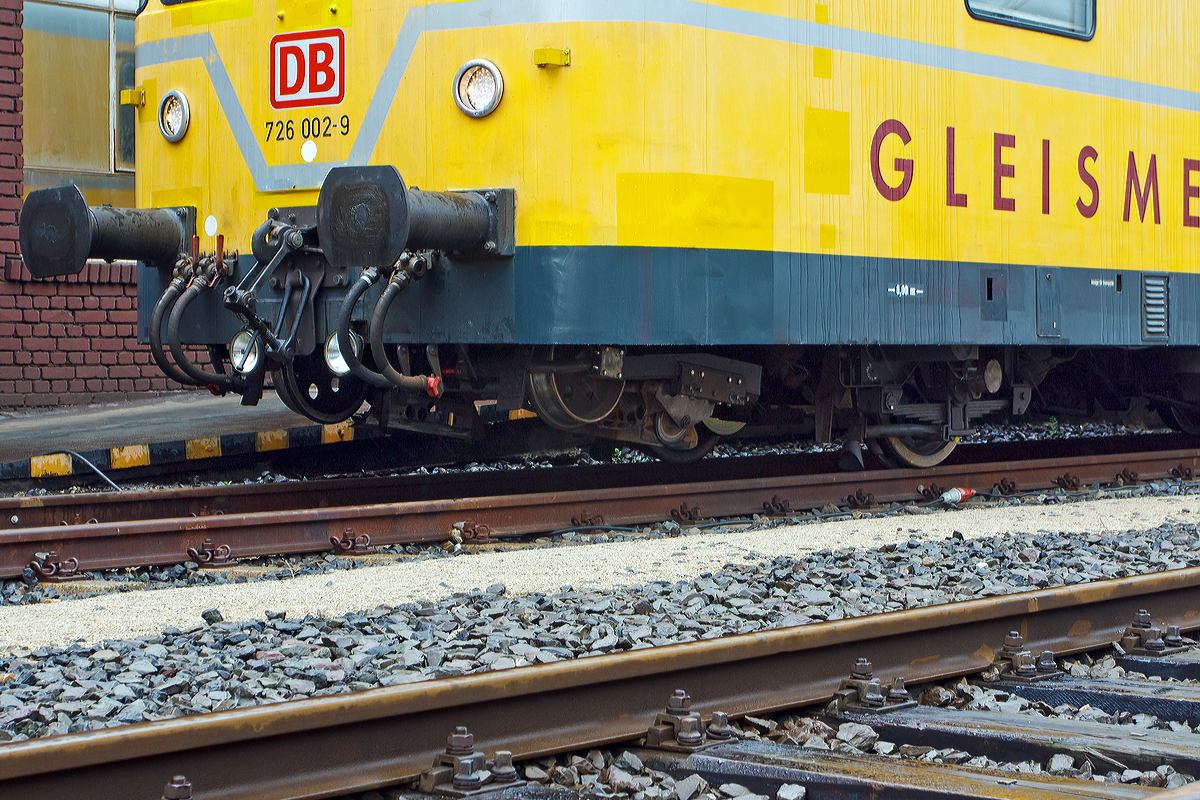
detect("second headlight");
top-left (159, 90), bottom-right (190, 143)
top-left (230, 330), bottom-right (261, 374)
top-left (325, 330), bottom-right (362, 376)
top-left (453, 60), bottom-right (503, 117)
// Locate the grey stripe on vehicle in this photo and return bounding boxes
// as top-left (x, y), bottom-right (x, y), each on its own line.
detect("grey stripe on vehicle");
top-left (138, 34), bottom-right (346, 191)
top-left (137, 0), bottom-right (1198, 193)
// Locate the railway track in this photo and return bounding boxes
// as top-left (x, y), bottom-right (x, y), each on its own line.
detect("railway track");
top-left (2, 567), bottom-right (1199, 798)
top-left (1, 436), bottom-right (1199, 582)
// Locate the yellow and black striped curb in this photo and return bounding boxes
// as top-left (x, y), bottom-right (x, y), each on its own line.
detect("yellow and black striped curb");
top-left (1, 419), bottom-right (367, 480)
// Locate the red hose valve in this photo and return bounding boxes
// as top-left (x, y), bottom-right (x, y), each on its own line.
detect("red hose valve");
top-left (426, 375), bottom-right (443, 397)
top-left (940, 487), bottom-right (975, 505)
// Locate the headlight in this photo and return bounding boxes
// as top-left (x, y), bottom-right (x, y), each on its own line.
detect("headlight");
top-left (159, 90), bottom-right (190, 143)
top-left (453, 60), bottom-right (503, 117)
top-left (230, 330), bottom-right (261, 374)
top-left (325, 330), bottom-right (362, 376)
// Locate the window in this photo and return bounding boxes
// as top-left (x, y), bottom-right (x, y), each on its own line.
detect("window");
top-left (24, 0), bottom-right (140, 208)
top-left (965, 0), bottom-right (1095, 40)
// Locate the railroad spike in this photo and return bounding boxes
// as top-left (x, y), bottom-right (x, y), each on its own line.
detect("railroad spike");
top-left (667, 689), bottom-right (691, 711)
top-left (162, 775), bottom-right (193, 800)
top-left (706, 711), bottom-right (733, 740)
top-left (833, 661), bottom-right (917, 714)
top-left (676, 713), bottom-right (704, 745)
top-left (452, 759), bottom-right (483, 791)
top-left (446, 726), bottom-right (475, 754)
top-left (492, 751), bottom-right (519, 784)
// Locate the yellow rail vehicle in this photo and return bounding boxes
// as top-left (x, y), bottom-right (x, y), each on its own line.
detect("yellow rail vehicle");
top-left (18, 1), bottom-right (1200, 467)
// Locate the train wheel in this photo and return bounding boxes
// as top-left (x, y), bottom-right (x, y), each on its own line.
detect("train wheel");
top-left (276, 352), bottom-right (368, 424)
top-left (527, 371), bottom-right (625, 429)
top-left (649, 425), bottom-right (719, 464)
top-left (271, 369), bottom-right (304, 415)
top-left (880, 435), bottom-right (957, 469)
top-left (1172, 407), bottom-right (1200, 435)
top-left (1168, 388), bottom-right (1200, 434)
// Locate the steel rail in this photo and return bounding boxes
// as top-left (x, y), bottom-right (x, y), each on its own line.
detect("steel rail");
top-left (2, 445), bottom-right (1199, 580)
top-left (1, 569), bottom-right (1198, 799)
top-left (2, 433), bottom-right (1191, 531)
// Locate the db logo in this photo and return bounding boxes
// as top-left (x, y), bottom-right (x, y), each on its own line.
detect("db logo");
top-left (270, 28), bottom-right (345, 109)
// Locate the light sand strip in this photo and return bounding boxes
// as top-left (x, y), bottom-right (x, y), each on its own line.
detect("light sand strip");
top-left (1, 494), bottom-right (1194, 650)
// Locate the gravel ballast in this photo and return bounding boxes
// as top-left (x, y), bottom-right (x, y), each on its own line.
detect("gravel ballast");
top-left (0, 492), bottom-right (1195, 647)
top-left (0, 493), bottom-right (1198, 741)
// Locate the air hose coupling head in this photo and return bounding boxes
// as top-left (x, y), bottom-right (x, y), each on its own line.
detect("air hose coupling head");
top-left (426, 375), bottom-right (443, 398)
top-left (405, 252), bottom-right (430, 280)
top-left (390, 269), bottom-right (412, 291)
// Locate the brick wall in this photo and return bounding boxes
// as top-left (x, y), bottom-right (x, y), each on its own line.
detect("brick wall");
top-left (2, 0), bottom-right (197, 409)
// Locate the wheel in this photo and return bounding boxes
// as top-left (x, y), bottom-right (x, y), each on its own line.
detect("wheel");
top-left (271, 369), bottom-right (304, 415)
top-left (880, 435), bottom-right (957, 469)
top-left (527, 370), bottom-right (624, 429)
top-left (275, 351), bottom-right (368, 423)
top-left (648, 425), bottom-right (719, 464)
top-left (1168, 388), bottom-right (1200, 434)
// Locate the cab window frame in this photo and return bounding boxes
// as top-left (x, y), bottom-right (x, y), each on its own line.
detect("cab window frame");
top-left (23, 0), bottom-right (138, 209)
top-left (964, 0), bottom-right (1096, 41)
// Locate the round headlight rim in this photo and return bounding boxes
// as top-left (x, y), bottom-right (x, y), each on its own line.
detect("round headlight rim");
top-left (452, 59), bottom-right (504, 118)
top-left (229, 329), bottom-right (261, 374)
top-left (158, 89), bottom-right (191, 143)
top-left (324, 330), bottom-right (362, 377)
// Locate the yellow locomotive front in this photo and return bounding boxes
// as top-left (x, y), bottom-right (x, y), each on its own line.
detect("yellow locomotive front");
top-left (20, 1), bottom-right (1200, 466)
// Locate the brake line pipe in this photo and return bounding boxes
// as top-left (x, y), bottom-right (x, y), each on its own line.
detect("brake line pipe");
top-left (334, 267), bottom-right (393, 389)
top-left (369, 268), bottom-right (442, 397)
top-left (149, 273), bottom-right (201, 386)
top-left (167, 267), bottom-right (243, 393)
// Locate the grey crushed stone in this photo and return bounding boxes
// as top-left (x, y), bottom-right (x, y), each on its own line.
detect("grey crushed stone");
top-left (916, 677), bottom-right (1196, 786)
top-left (0, 421), bottom-right (1184, 609)
top-left (3, 521), bottom-right (1200, 741)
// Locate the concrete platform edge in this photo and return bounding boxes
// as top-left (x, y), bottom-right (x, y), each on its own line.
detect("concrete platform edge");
top-left (0, 418), bottom-right (370, 481)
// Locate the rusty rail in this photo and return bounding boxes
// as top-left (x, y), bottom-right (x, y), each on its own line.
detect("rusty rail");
top-left (1, 568), bottom-right (1198, 799)
top-left (2, 445), bottom-right (1200, 580)
top-left (3, 433), bottom-right (1194, 531)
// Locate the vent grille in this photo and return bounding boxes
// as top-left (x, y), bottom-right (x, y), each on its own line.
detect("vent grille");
top-left (1142, 274), bottom-right (1169, 340)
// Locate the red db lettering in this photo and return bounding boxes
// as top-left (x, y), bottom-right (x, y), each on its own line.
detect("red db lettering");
top-left (270, 28), bottom-right (345, 109)
top-left (280, 46), bottom-right (306, 96)
top-left (309, 42), bottom-right (336, 93)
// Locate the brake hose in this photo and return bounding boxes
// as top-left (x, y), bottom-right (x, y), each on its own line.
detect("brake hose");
top-left (369, 270), bottom-right (442, 396)
top-left (334, 267), bottom-right (393, 389)
top-left (149, 275), bottom-right (201, 386)
top-left (167, 269), bottom-right (242, 392)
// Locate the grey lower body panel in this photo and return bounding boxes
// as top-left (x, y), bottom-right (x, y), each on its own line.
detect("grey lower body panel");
top-left (141, 247), bottom-right (1190, 347)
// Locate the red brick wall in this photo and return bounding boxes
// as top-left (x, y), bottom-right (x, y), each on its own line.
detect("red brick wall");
top-left (2, 0), bottom-right (197, 408)
top-left (0, 0), bottom-right (21, 278)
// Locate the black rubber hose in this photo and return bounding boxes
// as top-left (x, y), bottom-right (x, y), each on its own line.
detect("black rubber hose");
top-left (149, 276), bottom-right (202, 386)
top-left (167, 272), bottom-right (242, 392)
top-left (370, 273), bottom-right (442, 395)
top-left (335, 268), bottom-right (393, 389)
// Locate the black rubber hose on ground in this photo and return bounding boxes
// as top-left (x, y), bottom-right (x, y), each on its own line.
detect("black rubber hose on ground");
top-left (335, 267), bottom-right (393, 389)
top-left (369, 272), bottom-right (442, 395)
top-left (167, 272), bottom-right (242, 392)
top-left (149, 276), bottom-right (201, 386)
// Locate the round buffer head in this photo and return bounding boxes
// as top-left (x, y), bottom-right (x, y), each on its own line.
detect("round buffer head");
top-left (18, 184), bottom-right (93, 278)
top-left (317, 165), bottom-right (410, 269)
